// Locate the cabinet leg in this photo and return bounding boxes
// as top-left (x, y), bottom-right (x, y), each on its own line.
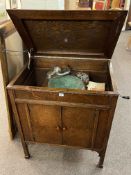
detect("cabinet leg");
top-left (8, 91), bottom-right (31, 159)
top-left (22, 141), bottom-right (30, 159)
top-left (97, 150), bottom-right (106, 168)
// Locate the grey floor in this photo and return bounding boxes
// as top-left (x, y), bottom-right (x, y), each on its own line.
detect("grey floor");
top-left (0, 31), bottom-right (131, 175)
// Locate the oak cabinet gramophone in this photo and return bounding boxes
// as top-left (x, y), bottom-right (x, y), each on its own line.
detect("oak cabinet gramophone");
top-left (7, 9), bottom-right (127, 168)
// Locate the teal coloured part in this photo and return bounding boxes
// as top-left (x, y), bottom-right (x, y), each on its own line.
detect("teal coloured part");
top-left (48, 75), bottom-right (85, 89)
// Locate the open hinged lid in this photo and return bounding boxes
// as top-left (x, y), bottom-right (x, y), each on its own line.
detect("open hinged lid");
top-left (7, 10), bottom-right (127, 59)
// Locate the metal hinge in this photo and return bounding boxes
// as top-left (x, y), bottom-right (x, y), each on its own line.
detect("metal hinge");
top-left (28, 48), bottom-right (33, 69)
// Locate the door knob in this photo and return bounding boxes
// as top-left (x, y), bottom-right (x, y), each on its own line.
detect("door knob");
top-left (63, 127), bottom-right (67, 131)
top-left (56, 126), bottom-right (61, 131)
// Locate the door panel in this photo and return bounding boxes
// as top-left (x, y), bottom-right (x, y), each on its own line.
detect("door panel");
top-left (28, 104), bottom-right (62, 144)
top-left (62, 107), bottom-right (98, 148)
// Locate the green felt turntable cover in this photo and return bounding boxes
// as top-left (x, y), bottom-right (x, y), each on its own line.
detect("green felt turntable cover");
top-left (48, 75), bottom-right (85, 89)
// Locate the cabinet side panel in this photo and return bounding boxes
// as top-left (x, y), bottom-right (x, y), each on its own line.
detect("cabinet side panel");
top-left (94, 96), bottom-right (118, 151)
top-left (17, 103), bottom-right (33, 141)
top-left (94, 110), bottom-right (110, 149)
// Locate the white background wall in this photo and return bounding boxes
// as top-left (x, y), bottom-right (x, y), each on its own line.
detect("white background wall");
top-left (21, 0), bottom-right (64, 9)
top-left (0, 0), bottom-right (23, 137)
top-left (5, 0), bottom-right (24, 80)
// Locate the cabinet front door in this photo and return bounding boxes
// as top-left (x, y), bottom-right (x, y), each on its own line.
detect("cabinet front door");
top-left (28, 104), bottom-right (62, 144)
top-left (62, 107), bottom-right (99, 148)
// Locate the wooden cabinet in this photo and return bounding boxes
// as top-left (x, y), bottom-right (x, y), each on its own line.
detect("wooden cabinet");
top-left (17, 103), bottom-right (106, 149)
top-left (17, 101), bottom-right (111, 151)
top-left (7, 10), bottom-right (127, 168)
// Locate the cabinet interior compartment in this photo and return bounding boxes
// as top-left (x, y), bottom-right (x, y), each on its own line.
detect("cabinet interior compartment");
top-left (13, 57), bottom-right (114, 92)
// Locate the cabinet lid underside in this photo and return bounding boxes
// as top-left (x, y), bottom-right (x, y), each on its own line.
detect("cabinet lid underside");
top-left (7, 10), bottom-right (127, 59)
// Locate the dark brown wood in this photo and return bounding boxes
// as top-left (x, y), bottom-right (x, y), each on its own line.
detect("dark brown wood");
top-left (97, 96), bottom-right (118, 168)
top-left (62, 107), bottom-right (98, 148)
top-left (33, 57), bottom-right (108, 71)
top-left (25, 104), bottom-right (62, 144)
top-left (7, 59), bottom-right (118, 166)
top-left (6, 10), bottom-right (125, 167)
top-left (8, 90), bottom-right (30, 158)
top-left (15, 99), bottom-right (111, 110)
top-left (7, 10), bottom-right (127, 59)
top-left (91, 110), bottom-right (99, 149)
